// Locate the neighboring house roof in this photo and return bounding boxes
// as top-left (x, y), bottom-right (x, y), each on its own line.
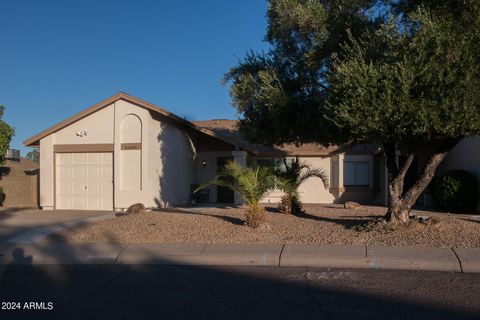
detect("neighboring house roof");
top-left (1, 157), bottom-right (39, 169)
top-left (193, 119), bottom-right (382, 157)
top-left (23, 92), bottom-right (259, 154)
top-left (0, 157), bottom-right (39, 177)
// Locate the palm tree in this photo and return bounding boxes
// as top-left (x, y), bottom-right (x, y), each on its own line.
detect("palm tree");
top-left (195, 161), bottom-right (280, 228)
top-left (275, 158), bottom-right (329, 215)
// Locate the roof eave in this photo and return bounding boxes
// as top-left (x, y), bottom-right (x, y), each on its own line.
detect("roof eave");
top-left (23, 92), bottom-right (259, 154)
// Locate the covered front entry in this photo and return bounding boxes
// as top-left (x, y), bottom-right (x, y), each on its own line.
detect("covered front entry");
top-left (216, 156), bottom-right (234, 203)
top-left (55, 152), bottom-right (113, 210)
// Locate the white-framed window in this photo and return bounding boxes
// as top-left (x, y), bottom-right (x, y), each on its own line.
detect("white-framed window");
top-left (344, 161), bottom-right (369, 187)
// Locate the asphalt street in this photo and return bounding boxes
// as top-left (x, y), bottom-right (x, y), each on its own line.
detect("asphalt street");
top-left (0, 265), bottom-right (479, 320)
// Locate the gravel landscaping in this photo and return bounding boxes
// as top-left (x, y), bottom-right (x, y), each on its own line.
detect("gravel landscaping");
top-left (47, 204), bottom-right (480, 248)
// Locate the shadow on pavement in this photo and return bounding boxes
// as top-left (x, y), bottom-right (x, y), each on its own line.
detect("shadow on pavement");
top-left (0, 242), bottom-right (479, 320)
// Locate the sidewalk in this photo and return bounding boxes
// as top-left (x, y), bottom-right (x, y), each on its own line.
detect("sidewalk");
top-left (0, 243), bottom-right (479, 273)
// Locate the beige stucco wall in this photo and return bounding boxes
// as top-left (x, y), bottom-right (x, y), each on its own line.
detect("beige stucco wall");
top-left (147, 114), bottom-right (196, 208)
top-left (437, 136), bottom-right (480, 178)
top-left (194, 151), bottom-right (233, 203)
top-left (297, 157), bottom-right (334, 203)
top-left (259, 156), bottom-right (335, 204)
top-left (38, 100), bottom-right (196, 210)
top-left (39, 135), bottom-right (54, 209)
top-left (437, 136), bottom-right (480, 210)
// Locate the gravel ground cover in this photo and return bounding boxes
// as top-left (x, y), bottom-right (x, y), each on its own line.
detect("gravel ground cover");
top-left (47, 204), bottom-right (480, 248)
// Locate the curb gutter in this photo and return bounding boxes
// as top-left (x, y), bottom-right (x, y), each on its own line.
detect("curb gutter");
top-left (0, 243), bottom-right (478, 273)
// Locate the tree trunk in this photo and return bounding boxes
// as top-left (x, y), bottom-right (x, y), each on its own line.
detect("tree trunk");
top-left (383, 140), bottom-right (458, 224)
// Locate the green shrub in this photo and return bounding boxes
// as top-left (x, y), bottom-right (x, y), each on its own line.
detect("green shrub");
top-left (0, 186), bottom-right (5, 206)
top-left (433, 170), bottom-right (478, 212)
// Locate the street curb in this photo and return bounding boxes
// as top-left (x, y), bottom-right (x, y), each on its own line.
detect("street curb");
top-left (0, 243), bottom-right (478, 273)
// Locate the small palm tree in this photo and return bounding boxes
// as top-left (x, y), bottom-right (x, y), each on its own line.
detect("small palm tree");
top-left (195, 161), bottom-right (280, 228)
top-left (275, 158), bottom-right (329, 215)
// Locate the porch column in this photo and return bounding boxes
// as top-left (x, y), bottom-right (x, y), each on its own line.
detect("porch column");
top-left (338, 153), bottom-right (345, 190)
top-left (232, 151), bottom-right (248, 205)
top-left (384, 160), bottom-right (389, 206)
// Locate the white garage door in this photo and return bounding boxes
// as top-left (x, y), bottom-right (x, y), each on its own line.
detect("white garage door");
top-left (56, 153), bottom-right (113, 210)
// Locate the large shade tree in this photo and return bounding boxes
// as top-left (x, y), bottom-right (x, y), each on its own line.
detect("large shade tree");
top-left (224, 0), bottom-right (480, 224)
top-left (0, 105), bottom-right (14, 165)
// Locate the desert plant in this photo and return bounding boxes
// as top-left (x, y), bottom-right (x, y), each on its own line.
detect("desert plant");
top-left (275, 158), bottom-right (328, 214)
top-left (195, 161), bottom-right (280, 228)
top-left (433, 170), bottom-right (478, 212)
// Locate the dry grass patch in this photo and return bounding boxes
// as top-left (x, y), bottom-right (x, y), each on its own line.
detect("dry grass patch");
top-left (47, 204), bottom-right (480, 248)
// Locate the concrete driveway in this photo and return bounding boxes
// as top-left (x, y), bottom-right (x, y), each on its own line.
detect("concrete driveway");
top-left (0, 208), bottom-right (113, 242)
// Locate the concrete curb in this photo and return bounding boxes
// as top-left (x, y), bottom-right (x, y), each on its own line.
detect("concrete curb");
top-left (0, 243), bottom-right (479, 273)
top-left (451, 248), bottom-right (480, 273)
top-left (366, 246), bottom-right (461, 272)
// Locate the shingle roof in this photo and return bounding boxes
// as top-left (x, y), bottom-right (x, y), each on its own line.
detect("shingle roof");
top-left (192, 119), bottom-right (340, 157)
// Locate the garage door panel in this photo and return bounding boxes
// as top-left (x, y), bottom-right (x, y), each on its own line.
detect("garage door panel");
top-left (57, 153), bottom-right (72, 165)
top-left (102, 153), bottom-right (113, 165)
top-left (73, 167), bottom-right (87, 178)
top-left (58, 167), bottom-right (72, 179)
top-left (56, 152), bottom-right (113, 210)
top-left (87, 153), bottom-right (103, 164)
top-left (72, 153), bottom-right (87, 164)
top-left (103, 167), bottom-right (113, 180)
top-left (87, 167), bottom-right (102, 179)
top-left (86, 181), bottom-right (102, 194)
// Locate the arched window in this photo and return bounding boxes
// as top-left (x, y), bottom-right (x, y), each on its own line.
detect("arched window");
top-left (120, 114), bottom-right (142, 190)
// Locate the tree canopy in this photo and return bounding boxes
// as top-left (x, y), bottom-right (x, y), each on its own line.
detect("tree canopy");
top-left (26, 149), bottom-right (39, 163)
top-left (225, 0), bottom-right (480, 223)
top-left (0, 105), bottom-right (14, 165)
top-left (224, 0), bottom-right (480, 147)
top-left (224, 0), bottom-right (380, 146)
top-left (326, 8), bottom-right (480, 147)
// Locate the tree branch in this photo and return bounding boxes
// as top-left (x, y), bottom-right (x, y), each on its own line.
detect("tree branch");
top-left (383, 142), bottom-right (398, 181)
top-left (395, 151), bottom-right (416, 195)
top-left (402, 139), bottom-right (460, 207)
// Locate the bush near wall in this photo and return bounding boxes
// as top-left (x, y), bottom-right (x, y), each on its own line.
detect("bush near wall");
top-left (0, 186), bottom-right (5, 206)
top-left (433, 170), bottom-right (479, 212)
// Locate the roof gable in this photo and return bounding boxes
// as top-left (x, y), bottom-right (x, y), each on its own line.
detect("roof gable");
top-left (23, 92), bottom-right (259, 154)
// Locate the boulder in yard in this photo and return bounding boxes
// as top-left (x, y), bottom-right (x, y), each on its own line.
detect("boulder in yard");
top-left (344, 201), bottom-right (361, 210)
top-left (126, 203), bottom-right (146, 215)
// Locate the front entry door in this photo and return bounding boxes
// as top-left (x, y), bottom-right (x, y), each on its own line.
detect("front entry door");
top-left (216, 157), bottom-right (234, 203)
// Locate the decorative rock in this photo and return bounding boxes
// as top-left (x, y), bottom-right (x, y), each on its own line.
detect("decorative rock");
top-left (416, 215), bottom-right (431, 222)
top-left (258, 223), bottom-right (272, 231)
top-left (126, 203), bottom-right (146, 215)
top-left (344, 201), bottom-right (361, 210)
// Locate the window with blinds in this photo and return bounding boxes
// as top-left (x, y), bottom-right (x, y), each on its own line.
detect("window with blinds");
top-left (344, 161), bottom-right (369, 187)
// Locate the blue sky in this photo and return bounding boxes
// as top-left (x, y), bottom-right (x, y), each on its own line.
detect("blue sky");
top-left (0, 0), bottom-right (269, 155)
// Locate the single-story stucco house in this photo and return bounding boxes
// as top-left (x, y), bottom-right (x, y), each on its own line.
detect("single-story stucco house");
top-left (24, 92), bottom-right (389, 211)
top-left (24, 92), bottom-right (480, 211)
